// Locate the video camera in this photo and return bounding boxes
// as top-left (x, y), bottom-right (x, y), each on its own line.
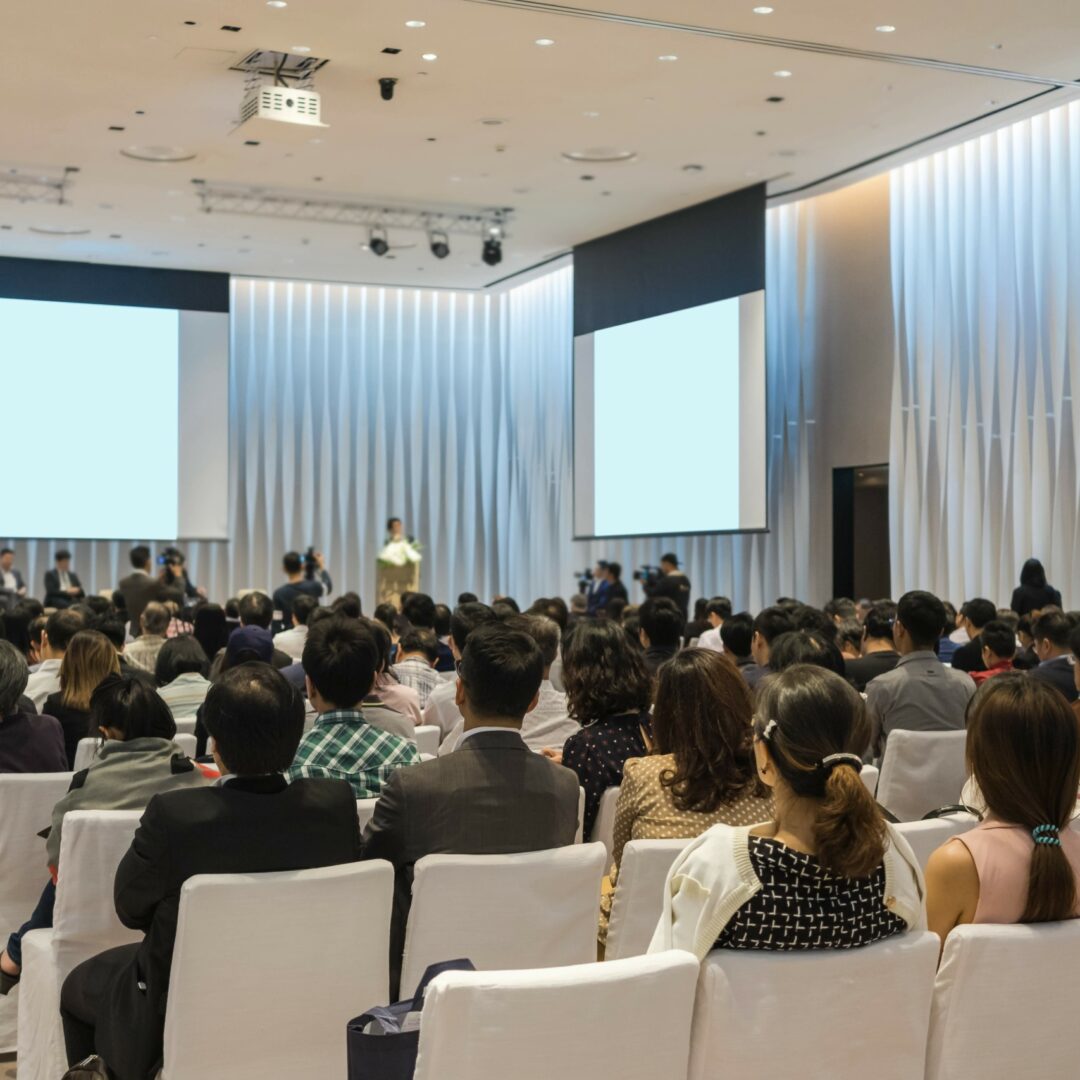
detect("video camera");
top-left (574, 568), bottom-right (594, 595)
top-left (303, 546), bottom-right (319, 582)
top-left (632, 565), bottom-right (662, 588)
top-left (157, 546), bottom-right (183, 569)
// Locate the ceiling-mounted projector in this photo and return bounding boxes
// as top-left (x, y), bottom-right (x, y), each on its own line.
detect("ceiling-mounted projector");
top-left (238, 86), bottom-right (328, 129)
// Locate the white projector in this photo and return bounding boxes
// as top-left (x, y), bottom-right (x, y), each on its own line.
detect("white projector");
top-left (238, 86), bottom-right (328, 128)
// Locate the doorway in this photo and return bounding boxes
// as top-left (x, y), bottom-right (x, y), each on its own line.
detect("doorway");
top-left (833, 465), bottom-right (891, 601)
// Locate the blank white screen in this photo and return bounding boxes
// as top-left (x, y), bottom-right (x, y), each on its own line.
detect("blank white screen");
top-left (3, 298), bottom-right (180, 539)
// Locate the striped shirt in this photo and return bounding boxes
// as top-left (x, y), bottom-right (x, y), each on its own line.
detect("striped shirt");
top-left (391, 657), bottom-right (441, 709)
top-left (158, 672), bottom-right (212, 722)
top-left (286, 708), bottom-right (419, 798)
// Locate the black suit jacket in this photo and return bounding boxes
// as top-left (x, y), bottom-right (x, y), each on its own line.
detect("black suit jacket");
top-left (1029, 656), bottom-right (1079, 703)
top-left (44, 569), bottom-right (84, 609)
top-left (93, 774), bottom-right (361, 1079)
top-left (844, 650), bottom-right (901, 692)
top-left (950, 637), bottom-right (987, 674)
top-left (360, 730), bottom-right (579, 994)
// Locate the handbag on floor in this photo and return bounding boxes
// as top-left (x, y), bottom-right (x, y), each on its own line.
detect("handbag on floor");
top-left (61, 1055), bottom-right (110, 1079)
top-left (347, 959), bottom-right (475, 1080)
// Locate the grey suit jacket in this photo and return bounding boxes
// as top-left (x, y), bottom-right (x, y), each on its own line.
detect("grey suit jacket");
top-left (360, 728), bottom-right (580, 995)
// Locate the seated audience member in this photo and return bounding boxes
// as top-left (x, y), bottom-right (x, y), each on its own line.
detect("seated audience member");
top-left (58, 664), bottom-right (361, 1078)
top-left (25, 609), bottom-right (85, 711)
top-left (638, 597), bottom-right (685, 675)
top-left (836, 619), bottom-right (864, 663)
top-left (649, 665), bottom-right (925, 960)
top-left (272, 593), bottom-right (317, 662)
top-left (287, 616), bottom-right (418, 796)
top-left (1011, 557), bottom-right (1063, 616)
top-left (191, 603), bottom-right (230, 665)
top-left (950, 598), bottom-right (998, 674)
top-left (1, 674), bottom-right (207, 996)
top-left (272, 549), bottom-right (332, 624)
top-left (856, 598), bottom-right (873, 623)
top-left (0, 640), bottom-right (66, 773)
top-left (362, 622), bottom-right (579, 993)
top-left (569, 592), bottom-right (588, 623)
top-left (718, 612), bottom-right (756, 669)
top-left (926, 675), bottom-right (1080, 944)
top-left (844, 601), bottom-right (900, 692)
top-left (865, 591), bottom-right (974, 758)
top-left (553, 621), bottom-right (653, 837)
top-left (331, 591), bottom-right (363, 619)
top-left (430, 603), bottom-right (455, 672)
top-left (683, 598), bottom-right (711, 643)
top-left (210, 592), bottom-right (292, 677)
top-left (697, 597), bottom-right (733, 653)
top-left (599, 649), bottom-right (771, 945)
top-left (43, 629), bottom-right (122, 768)
top-left (366, 618), bottom-right (422, 726)
top-left (89, 616), bottom-right (133, 673)
top-left (745, 606), bottom-right (796, 688)
top-left (768, 629), bottom-right (845, 675)
top-left (194, 626), bottom-right (276, 754)
top-left (824, 597), bottom-right (858, 623)
top-left (156, 636), bottom-right (212, 721)
top-left (391, 628), bottom-right (441, 709)
top-left (43, 550), bottom-right (85, 610)
top-left (457, 591), bottom-right (478, 605)
top-left (373, 601), bottom-right (400, 638)
top-left (969, 620), bottom-right (1017, 686)
top-left (422, 602), bottom-right (498, 737)
top-left (162, 592), bottom-right (192, 638)
top-left (1028, 610), bottom-right (1078, 703)
top-left (2, 604), bottom-right (34, 662)
top-left (27, 613), bottom-right (48, 669)
top-left (117, 545), bottom-right (167, 639)
top-left (937, 601), bottom-right (963, 664)
top-left (123, 602), bottom-right (171, 674)
top-left (1013, 614), bottom-right (1039, 671)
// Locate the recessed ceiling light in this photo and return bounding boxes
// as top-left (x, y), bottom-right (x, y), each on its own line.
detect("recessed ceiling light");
top-left (535, 38), bottom-right (555, 46)
top-left (405, 19), bottom-right (426, 27)
top-left (562, 148), bottom-right (638, 163)
top-left (267, 1), bottom-right (287, 7)
top-left (752, 5), bottom-right (774, 13)
top-left (773, 69), bottom-right (792, 77)
top-left (875, 24), bottom-right (896, 32)
top-left (30, 225), bottom-right (91, 236)
top-left (120, 145), bottom-right (197, 162)
top-left (583, 111), bottom-right (600, 118)
top-left (291, 45), bottom-right (311, 53)
top-left (658, 54), bottom-right (678, 61)
top-left (421, 52), bottom-right (437, 60)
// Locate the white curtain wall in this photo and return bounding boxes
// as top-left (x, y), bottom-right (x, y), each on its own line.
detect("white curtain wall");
top-left (4, 213), bottom-right (826, 611)
top-left (890, 101), bottom-right (1080, 607)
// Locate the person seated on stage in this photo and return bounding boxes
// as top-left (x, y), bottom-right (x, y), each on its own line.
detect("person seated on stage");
top-left (969, 620), bottom-right (1017, 686)
top-left (58, 664), bottom-right (362, 1079)
top-left (288, 615), bottom-right (417, 796)
top-left (391, 628), bottom-right (441, 709)
top-left (156, 636), bottom-right (212, 723)
top-left (744, 606), bottom-right (796, 689)
top-left (272, 549), bottom-right (332, 625)
top-left (0, 640), bottom-right (67, 774)
top-left (44, 550), bottom-right (86, 610)
top-left (638, 597), bottom-right (685, 677)
top-left (273, 593), bottom-right (318, 662)
top-left (123, 602), bottom-right (171, 675)
top-left (209, 592), bottom-right (293, 678)
top-left (649, 665), bottom-right (924, 960)
top-left (361, 621), bottom-right (579, 996)
top-left (1, 674), bottom-right (208, 997)
top-left (0, 547), bottom-right (27, 609)
top-left (25, 609), bottom-right (85, 712)
top-left (1027, 610), bottom-right (1078, 703)
top-left (697, 597), bottom-right (733, 653)
top-left (421, 601), bottom-right (498, 738)
top-left (926, 675), bottom-right (1080, 946)
top-left (844, 601), bottom-right (900, 692)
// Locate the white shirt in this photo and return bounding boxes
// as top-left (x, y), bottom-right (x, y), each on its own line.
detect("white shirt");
top-left (456, 726), bottom-right (518, 748)
top-left (273, 625), bottom-right (308, 662)
top-left (59, 570), bottom-right (70, 589)
top-left (698, 626), bottom-right (724, 653)
top-left (422, 677), bottom-right (462, 739)
top-left (27, 658), bottom-right (63, 712)
top-left (1, 570), bottom-right (16, 591)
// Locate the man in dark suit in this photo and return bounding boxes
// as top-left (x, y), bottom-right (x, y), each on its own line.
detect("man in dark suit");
top-left (116, 545), bottom-right (166, 639)
top-left (59, 663), bottom-right (362, 1079)
top-left (362, 621), bottom-right (580, 994)
top-left (642, 553), bottom-right (691, 619)
top-left (43, 549), bottom-right (85, 610)
top-left (1028, 610), bottom-right (1078, 703)
top-left (0, 547), bottom-right (27, 611)
top-left (949, 598), bottom-right (997, 674)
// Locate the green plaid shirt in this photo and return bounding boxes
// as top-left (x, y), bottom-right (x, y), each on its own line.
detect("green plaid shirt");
top-left (286, 709), bottom-right (419, 797)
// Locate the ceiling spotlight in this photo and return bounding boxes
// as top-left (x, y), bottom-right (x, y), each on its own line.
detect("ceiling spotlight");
top-left (773, 69), bottom-right (792, 77)
top-left (535, 38), bottom-right (555, 46)
top-left (369, 227), bottom-right (390, 256)
top-left (405, 19), bottom-right (426, 27)
top-left (291, 45), bottom-right (312, 53)
top-left (752, 5), bottom-right (774, 12)
top-left (482, 236), bottom-right (503, 266)
top-left (266, 1), bottom-right (288, 7)
top-left (421, 52), bottom-right (438, 60)
top-left (658, 54), bottom-right (678, 61)
top-left (429, 230), bottom-right (450, 259)
top-left (875, 24), bottom-right (896, 32)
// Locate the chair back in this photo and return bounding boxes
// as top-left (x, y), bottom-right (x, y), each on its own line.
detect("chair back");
top-left (399, 843), bottom-right (607, 998)
top-left (688, 932), bottom-right (939, 1080)
top-left (893, 814), bottom-right (979, 870)
top-left (574, 786), bottom-right (585, 843)
top-left (605, 839), bottom-right (687, 960)
top-left (877, 729), bottom-right (968, 821)
top-left (0, 772), bottom-right (73, 928)
top-left (926, 921), bottom-right (1080, 1080)
top-left (861, 763), bottom-right (879, 796)
top-left (161, 861), bottom-right (394, 1079)
top-left (414, 951), bottom-right (700, 1080)
top-left (356, 797), bottom-right (378, 833)
top-left (589, 786), bottom-right (621, 860)
top-left (72, 733), bottom-right (198, 773)
top-left (414, 724), bottom-right (441, 756)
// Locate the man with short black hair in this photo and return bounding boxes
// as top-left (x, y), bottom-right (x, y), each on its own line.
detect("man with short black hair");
top-left (273, 592), bottom-right (318, 662)
top-left (287, 616), bottom-right (418, 796)
top-left (643, 553), bottom-right (691, 618)
top-left (844, 601), bottom-right (900, 692)
top-left (117, 545), bottom-right (167, 639)
top-left (362, 622), bottom-right (579, 995)
top-left (638, 597), bottom-right (685, 675)
top-left (421, 601), bottom-right (498, 738)
top-left (0, 548), bottom-right (27, 611)
top-left (25, 609), bottom-right (85, 710)
top-left (44, 550), bottom-right (85, 610)
top-left (698, 597), bottom-right (733, 653)
top-left (865, 590), bottom-right (974, 757)
top-left (402, 592), bottom-right (437, 630)
top-left (746, 606), bottom-right (796, 689)
top-left (0, 640), bottom-right (66, 772)
top-left (719, 612), bottom-right (755, 668)
top-left (59, 664), bottom-right (362, 1078)
top-left (949, 597), bottom-right (998, 674)
top-left (1028, 610), bottom-right (1077, 702)
top-left (209, 592), bottom-right (292, 677)
top-left (272, 550), bottom-right (332, 625)
top-left (970, 620), bottom-right (1017, 686)
top-left (392, 628), bottom-right (441, 708)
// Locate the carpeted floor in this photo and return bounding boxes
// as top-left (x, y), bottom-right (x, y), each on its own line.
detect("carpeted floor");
top-left (0, 1052), bottom-right (15, 1078)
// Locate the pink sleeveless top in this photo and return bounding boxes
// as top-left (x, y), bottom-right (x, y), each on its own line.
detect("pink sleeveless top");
top-left (954, 818), bottom-right (1080, 923)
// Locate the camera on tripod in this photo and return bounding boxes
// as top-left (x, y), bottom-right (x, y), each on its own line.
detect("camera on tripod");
top-left (632, 564), bottom-right (662, 587)
top-left (303, 547), bottom-right (319, 581)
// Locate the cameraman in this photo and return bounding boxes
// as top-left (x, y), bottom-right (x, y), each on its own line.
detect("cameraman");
top-left (157, 547), bottom-right (205, 601)
top-left (272, 549), bottom-right (333, 624)
top-left (586, 561), bottom-right (628, 617)
top-left (642, 552), bottom-right (691, 619)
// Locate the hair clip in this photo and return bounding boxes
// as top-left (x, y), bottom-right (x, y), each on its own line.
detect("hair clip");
top-left (760, 718), bottom-right (779, 741)
top-left (1033, 824), bottom-right (1062, 846)
top-left (820, 752), bottom-right (863, 774)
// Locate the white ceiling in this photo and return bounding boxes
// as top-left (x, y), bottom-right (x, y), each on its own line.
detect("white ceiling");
top-left (2, 0), bottom-right (1079, 289)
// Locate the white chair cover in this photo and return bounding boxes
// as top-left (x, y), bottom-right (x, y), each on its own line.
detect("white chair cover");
top-left (893, 814), bottom-right (979, 870)
top-left (688, 932), bottom-right (939, 1080)
top-left (589, 786), bottom-right (621, 861)
top-left (17, 809), bottom-right (143, 1080)
top-left (604, 839), bottom-right (687, 960)
top-left (357, 797), bottom-right (378, 833)
top-left (861, 763), bottom-right (879, 796)
top-left (161, 861), bottom-right (394, 1079)
top-left (72, 733), bottom-right (198, 773)
top-left (927, 921), bottom-right (1080, 1080)
top-left (173, 716), bottom-right (197, 736)
top-left (399, 843), bottom-right (607, 998)
top-left (876, 729), bottom-right (968, 821)
top-left (414, 724), bottom-right (441, 756)
top-left (574, 786), bottom-right (585, 844)
top-left (174, 733), bottom-right (196, 758)
top-left (414, 951), bottom-right (700, 1080)
top-left (0, 771), bottom-right (73, 1052)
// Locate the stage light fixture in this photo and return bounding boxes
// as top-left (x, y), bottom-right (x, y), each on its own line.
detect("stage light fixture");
top-left (482, 236), bottom-right (502, 266)
top-left (429, 230), bottom-right (451, 258)
top-left (369, 226), bottom-right (390, 256)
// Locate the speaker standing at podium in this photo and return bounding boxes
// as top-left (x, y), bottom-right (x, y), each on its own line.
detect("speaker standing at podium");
top-left (377, 517), bottom-right (422, 608)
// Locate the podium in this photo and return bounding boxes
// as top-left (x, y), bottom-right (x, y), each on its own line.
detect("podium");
top-left (376, 561), bottom-right (421, 608)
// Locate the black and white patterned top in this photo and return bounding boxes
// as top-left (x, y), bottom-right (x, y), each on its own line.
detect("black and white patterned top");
top-left (715, 836), bottom-right (907, 951)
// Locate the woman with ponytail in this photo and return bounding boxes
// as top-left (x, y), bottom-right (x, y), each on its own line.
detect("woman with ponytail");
top-left (648, 665), bottom-right (925, 960)
top-left (926, 675), bottom-right (1080, 943)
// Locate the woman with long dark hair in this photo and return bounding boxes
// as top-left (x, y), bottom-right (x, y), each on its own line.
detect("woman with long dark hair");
top-left (926, 675), bottom-right (1080, 940)
top-left (1011, 558), bottom-right (1063, 616)
top-left (192, 603), bottom-right (230, 664)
